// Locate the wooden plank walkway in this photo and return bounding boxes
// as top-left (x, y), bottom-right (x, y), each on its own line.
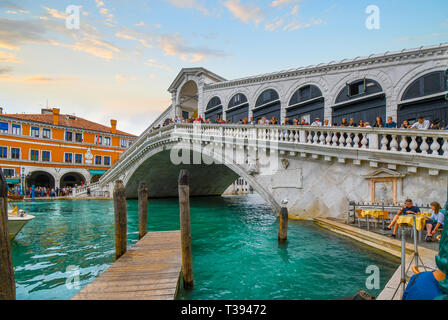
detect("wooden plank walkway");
top-left (72, 230), bottom-right (182, 300)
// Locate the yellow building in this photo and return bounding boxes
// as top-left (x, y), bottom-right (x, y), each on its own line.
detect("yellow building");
top-left (0, 108), bottom-right (136, 191)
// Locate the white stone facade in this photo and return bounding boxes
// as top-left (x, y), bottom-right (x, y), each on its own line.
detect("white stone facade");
top-left (158, 44), bottom-right (448, 126)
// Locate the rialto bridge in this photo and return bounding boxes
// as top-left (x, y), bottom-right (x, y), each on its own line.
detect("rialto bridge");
top-left (77, 122), bottom-right (448, 219)
top-left (74, 43), bottom-right (448, 219)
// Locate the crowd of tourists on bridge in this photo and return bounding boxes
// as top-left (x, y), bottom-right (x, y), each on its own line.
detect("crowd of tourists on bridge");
top-left (155, 115), bottom-right (448, 131)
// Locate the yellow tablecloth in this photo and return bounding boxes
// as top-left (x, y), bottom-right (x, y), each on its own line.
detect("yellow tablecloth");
top-left (397, 215), bottom-right (428, 231)
top-left (359, 210), bottom-right (388, 219)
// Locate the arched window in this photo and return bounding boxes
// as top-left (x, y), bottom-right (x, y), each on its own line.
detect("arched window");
top-left (398, 71), bottom-right (447, 127)
top-left (205, 97), bottom-right (223, 123)
top-left (226, 93), bottom-right (249, 123)
top-left (287, 85), bottom-right (324, 124)
top-left (253, 89), bottom-right (280, 123)
top-left (333, 79), bottom-right (385, 125)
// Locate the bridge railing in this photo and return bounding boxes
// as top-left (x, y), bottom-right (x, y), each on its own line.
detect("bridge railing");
top-left (172, 123), bottom-right (448, 156)
top-left (100, 123), bottom-right (448, 186)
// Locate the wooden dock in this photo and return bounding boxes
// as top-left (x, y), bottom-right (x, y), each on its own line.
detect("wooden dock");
top-left (72, 230), bottom-right (182, 300)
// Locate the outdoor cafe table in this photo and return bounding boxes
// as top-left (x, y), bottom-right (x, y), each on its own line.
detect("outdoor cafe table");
top-left (397, 213), bottom-right (431, 241)
top-left (359, 210), bottom-right (388, 219)
top-left (359, 210), bottom-right (389, 230)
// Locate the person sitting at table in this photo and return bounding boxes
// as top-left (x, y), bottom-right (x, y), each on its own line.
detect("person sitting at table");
top-left (384, 199), bottom-right (421, 238)
top-left (425, 201), bottom-right (445, 242)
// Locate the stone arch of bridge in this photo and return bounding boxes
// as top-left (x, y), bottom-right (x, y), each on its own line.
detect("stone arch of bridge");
top-left (122, 140), bottom-right (282, 214)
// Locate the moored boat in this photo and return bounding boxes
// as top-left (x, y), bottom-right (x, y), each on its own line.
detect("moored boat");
top-left (7, 207), bottom-right (35, 240)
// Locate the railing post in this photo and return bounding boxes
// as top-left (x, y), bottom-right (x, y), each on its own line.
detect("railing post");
top-left (368, 132), bottom-right (379, 150)
top-left (179, 170), bottom-right (193, 290)
top-left (113, 180), bottom-right (127, 260)
top-left (0, 169), bottom-right (15, 300)
top-left (278, 203), bottom-right (288, 243)
top-left (138, 182), bottom-right (149, 240)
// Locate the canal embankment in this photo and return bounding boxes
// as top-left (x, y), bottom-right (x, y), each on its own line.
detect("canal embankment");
top-left (314, 217), bottom-right (438, 300)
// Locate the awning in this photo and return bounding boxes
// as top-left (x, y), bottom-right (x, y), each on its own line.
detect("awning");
top-left (89, 170), bottom-right (107, 176)
top-left (6, 179), bottom-right (20, 184)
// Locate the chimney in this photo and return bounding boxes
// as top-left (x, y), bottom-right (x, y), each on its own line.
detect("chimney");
top-left (110, 119), bottom-right (117, 134)
top-left (52, 108), bottom-right (60, 126)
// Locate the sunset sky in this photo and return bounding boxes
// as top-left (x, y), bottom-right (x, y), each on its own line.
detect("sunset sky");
top-left (0, 0), bottom-right (447, 135)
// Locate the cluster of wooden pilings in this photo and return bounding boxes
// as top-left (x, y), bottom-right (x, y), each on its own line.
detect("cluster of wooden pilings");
top-left (112, 169), bottom-right (194, 290)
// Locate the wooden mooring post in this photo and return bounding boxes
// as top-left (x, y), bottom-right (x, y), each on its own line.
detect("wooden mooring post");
top-left (138, 182), bottom-right (149, 240)
top-left (178, 170), bottom-right (193, 290)
top-left (0, 169), bottom-right (15, 300)
top-left (113, 180), bottom-right (127, 260)
top-left (278, 205), bottom-right (288, 243)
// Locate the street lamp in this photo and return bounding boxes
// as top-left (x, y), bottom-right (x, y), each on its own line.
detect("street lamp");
top-left (21, 167), bottom-right (25, 196)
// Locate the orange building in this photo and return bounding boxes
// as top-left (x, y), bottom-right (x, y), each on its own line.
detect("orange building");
top-left (0, 108), bottom-right (136, 190)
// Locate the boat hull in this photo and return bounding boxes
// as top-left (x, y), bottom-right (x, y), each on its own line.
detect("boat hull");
top-left (8, 215), bottom-right (35, 240)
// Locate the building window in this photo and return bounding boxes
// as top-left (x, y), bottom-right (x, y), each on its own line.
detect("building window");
top-left (128, 141), bottom-right (134, 147)
top-left (42, 128), bottom-right (51, 139)
top-left (12, 124), bottom-right (21, 135)
top-left (11, 148), bottom-right (20, 160)
top-left (121, 139), bottom-right (127, 147)
top-left (104, 137), bottom-right (111, 146)
top-left (0, 122), bottom-right (8, 133)
top-left (98, 136), bottom-right (103, 145)
top-left (348, 80), bottom-right (366, 97)
top-left (75, 133), bottom-right (83, 143)
top-left (31, 127), bottom-right (40, 137)
top-left (42, 151), bottom-right (51, 162)
top-left (104, 156), bottom-right (111, 166)
top-left (30, 150), bottom-right (39, 161)
top-left (95, 155), bottom-right (102, 165)
top-left (0, 147), bottom-right (7, 159)
top-left (65, 131), bottom-right (73, 141)
top-left (75, 154), bottom-right (83, 164)
top-left (65, 153), bottom-right (73, 163)
top-left (3, 169), bottom-right (14, 177)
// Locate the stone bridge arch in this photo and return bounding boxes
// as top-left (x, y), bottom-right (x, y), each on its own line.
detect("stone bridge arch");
top-left (122, 141), bottom-right (282, 213)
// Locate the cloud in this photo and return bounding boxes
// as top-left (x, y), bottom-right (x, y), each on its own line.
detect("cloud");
top-left (145, 58), bottom-right (173, 72)
top-left (265, 19), bottom-right (284, 31)
top-left (43, 7), bottom-right (67, 19)
top-left (0, 1), bottom-right (23, 10)
top-left (0, 66), bottom-right (12, 74)
top-left (69, 37), bottom-right (120, 60)
top-left (115, 27), bottom-right (153, 48)
top-left (115, 74), bottom-right (137, 82)
top-left (157, 33), bottom-right (228, 62)
top-left (223, 0), bottom-right (264, 26)
top-left (0, 50), bottom-right (22, 63)
top-left (270, 0), bottom-right (301, 7)
top-left (282, 17), bottom-right (325, 31)
top-left (24, 75), bottom-right (78, 83)
top-left (165, 0), bottom-right (210, 16)
top-left (94, 0), bottom-right (114, 21)
top-left (0, 17), bottom-right (47, 50)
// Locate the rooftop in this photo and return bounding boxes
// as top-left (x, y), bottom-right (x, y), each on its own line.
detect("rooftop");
top-left (0, 110), bottom-right (137, 137)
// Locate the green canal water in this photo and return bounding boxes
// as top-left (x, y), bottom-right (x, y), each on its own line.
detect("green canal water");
top-left (11, 195), bottom-right (399, 300)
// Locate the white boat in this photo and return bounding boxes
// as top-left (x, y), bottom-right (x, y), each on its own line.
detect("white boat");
top-left (7, 207), bottom-right (35, 240)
